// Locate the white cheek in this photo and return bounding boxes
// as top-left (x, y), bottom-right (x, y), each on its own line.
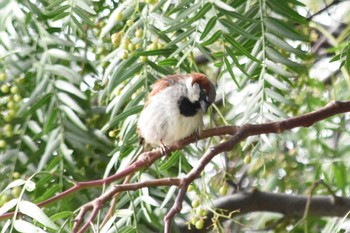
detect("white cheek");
top-left (186, 82), bottom-right (200, 102)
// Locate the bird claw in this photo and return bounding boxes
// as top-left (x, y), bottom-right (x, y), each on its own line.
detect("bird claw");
top-left (160, 140), bottom-right (170, 155)
top-left (193, 131), bottom-right (201, 147)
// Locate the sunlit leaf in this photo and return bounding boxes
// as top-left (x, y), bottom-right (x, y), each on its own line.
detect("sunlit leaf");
top-left (19, 201), bottom-right (59, 230)
top-left (200, 16), bottom-right (217, 40)
top-left (14, 220), bottom-right (46, 233)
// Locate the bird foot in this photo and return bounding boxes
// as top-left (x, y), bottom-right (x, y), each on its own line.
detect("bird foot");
top-left (160, 140), bottom-right (171, 155)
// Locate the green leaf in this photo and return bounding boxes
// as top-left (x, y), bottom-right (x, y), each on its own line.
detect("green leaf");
top-left (170, 38), bottom-right (193, 58)
top-left (19, 201), bottom-right (59, 230)
top-left (264, 73), bottom-right (289, 91)
top-left (168, 0), bottom-right (193, 15)
top-left (266, 47), bottom-right (304, 68)
top-left (43, 109), bottom-right (59, 134)
top-left (37, 128), bottom-right (60, 171)
top-left (160, 186), bottom-right (177, 209)
top-left (0, 199), bottom-right (18, 216)
top-left (35, 184), bottom-right (61, 202)
top-left (224, 57), bottom-right (240, 88)
top-left (167, 27), bottom-right (196, 47)
top-left (50, 211), bottom-right (74, 221)
top-left (219, 19), bottom-right (258, 40)
top-left (61, 105), bottom-right (88, 131)
top-left (55, 80), bottom-right (86, 99)
top-left (264, 17), bottom-right (308, 41)
top-left (265, 32), bottom-right (306, 58)
top-left (225, 46), bottom-right (250, 77)
top-left (188, 2), bottom-right (212, 23)
top-left (214, 61), bottom-right (224, 67)
top-left (51, 11), bottom-right (70, 21)
top-left (109, 62), bottom-right (144, 92)
top-left (75, 0), bottom-right (96, 15)
top-left (102, 105), bottom-right (143, 132)
top-left (200, 16), bottom-right (217, 40)
top-left (45, 5), bottom-right (70, 18)
top-left (200, 30), bottom-right (221, 46)
top-left (158, 58), bottom-right (178, 66)
top-left (170, 2), bottom-right (202, 23)
top-left (46, 49), bottom-right (85, 62)
top-left (71, 15), bottom-right (85, 33)
top-left (133, 48), bottom-right (175, 57)
top-left (57, 92), bottom-right (85, 114)
top-left (267, 0), bottom-right (307, 24)
top-left (333, 163), bottom-right (346, 193)
top-left (46, 0), bottom-right (63, 10)
top-left (148, 61), bottom-right (174, 75)
top-left (45, 64), bottom-right (81, 83)
top-left (214, 0), bottom-right (236, 12)
top-left (13, 220), bottom-right (47, 233)
top-left (265, 88), bottom-right (293, 105)
top-left (224, 34), bottom-right (261, 63)
top-left (163, 21), bottom-right (192, 33)
top-left (265, 59), bottom-right (294, 78)
top-left (159, 151), bottom-right (181, 170)
top-left (1, 180), bottom-right (25, 196)
top-left (18, 93), bottom-right (53, 117)
top-left (108, 77), bottom-right (145, 117)
top-left (73, 7), bottom-right (94, 26)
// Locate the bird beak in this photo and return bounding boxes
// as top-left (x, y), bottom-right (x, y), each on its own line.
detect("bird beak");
top-left (200, 100), bottom-right (210, 113)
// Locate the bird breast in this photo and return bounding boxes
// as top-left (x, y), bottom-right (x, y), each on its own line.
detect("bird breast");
top-left (138, 83), bottom-right (203, 145)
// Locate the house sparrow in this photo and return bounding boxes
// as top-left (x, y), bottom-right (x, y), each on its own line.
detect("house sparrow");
top-left (137, 73), bottom-right (216, 149)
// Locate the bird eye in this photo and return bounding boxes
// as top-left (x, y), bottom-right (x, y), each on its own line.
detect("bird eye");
top-left (200, 90), bottom-right (208, 102)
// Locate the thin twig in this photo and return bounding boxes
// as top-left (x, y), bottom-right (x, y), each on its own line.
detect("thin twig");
top-left (307, 0), bottom-right (341, 21)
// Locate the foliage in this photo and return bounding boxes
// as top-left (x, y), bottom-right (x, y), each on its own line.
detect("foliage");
top-left (0, 0), bottom-right (350, 232)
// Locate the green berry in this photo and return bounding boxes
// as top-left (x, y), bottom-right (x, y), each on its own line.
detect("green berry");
top-left (128, 42), bottom-right (136, 52)
top-left (120, 51), bottom-right (129, 60)
top-left (7, 101), bottom-right (16, 109)
top-left (135, 29), bottom-right (143, 38)
top-left (140, 56), bottom-right (148, 62)
top-left (108, 130), bottom-right (117, 137)
top-left (195, 219), bottom-right (204, 230)
top-left (196, 208), bottom-right (208, 217)
top-left (13, 94), bottom-right (22, 102)
top-left (111, 32), bottom-right (123, 46)
top-left (4, 124), bottom-right (13, 137)
top-left (116, 11), bottom-right (123, 21)
top-left (10, 85), bottom-right (19, 94)
top-left (219, 185), bottom-right (228, 196)
top-left (187, 184), bottom-right (195, 192)
top-left (0, 140), bottom-right (6, 148)
top-left (11, 187), bottom-right (21, 198)
top-left (126, 19), bottom-right (133, 26)
top-left (122, 38), bottom-right (130, 50)
top-left (244, 154), bottom-right (252, 164)
top-left (1, 84), bottom-right (10, 93)
top-left (12, 172), bottom-right (21, 179)
top-left (0, 73), bottom-right (6, 81)
top-left (191, 198), bottom-right (200, 208)
top-left (190, 216), bottom-right (198, 225)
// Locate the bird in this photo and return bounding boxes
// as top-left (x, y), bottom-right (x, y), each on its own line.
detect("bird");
top-left (137, 73), bottom-right (216, 150)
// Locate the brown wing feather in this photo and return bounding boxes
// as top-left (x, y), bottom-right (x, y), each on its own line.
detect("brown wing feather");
top-left (145, 74), bottom-right (184, 106)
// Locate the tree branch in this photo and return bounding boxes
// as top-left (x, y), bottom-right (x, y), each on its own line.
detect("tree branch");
top-left (176, 189), bottom-right (350, 233)
top-left (1, 101), bottom-right (350, 233)
top-left (306, 0), bottom-right (341, 21)
top-left (163, 101), bottom-right (350, 232)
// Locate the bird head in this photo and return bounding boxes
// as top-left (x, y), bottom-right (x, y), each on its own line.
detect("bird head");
top-left (189, 73), bottom-right (216, 113)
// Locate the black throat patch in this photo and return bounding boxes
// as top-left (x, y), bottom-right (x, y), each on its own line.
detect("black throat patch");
top-left (177, 96), bottom-right (200, 117)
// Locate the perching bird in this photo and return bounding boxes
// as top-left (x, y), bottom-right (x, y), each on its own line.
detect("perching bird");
top-left (137, 73), bottom-right (216, 149)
